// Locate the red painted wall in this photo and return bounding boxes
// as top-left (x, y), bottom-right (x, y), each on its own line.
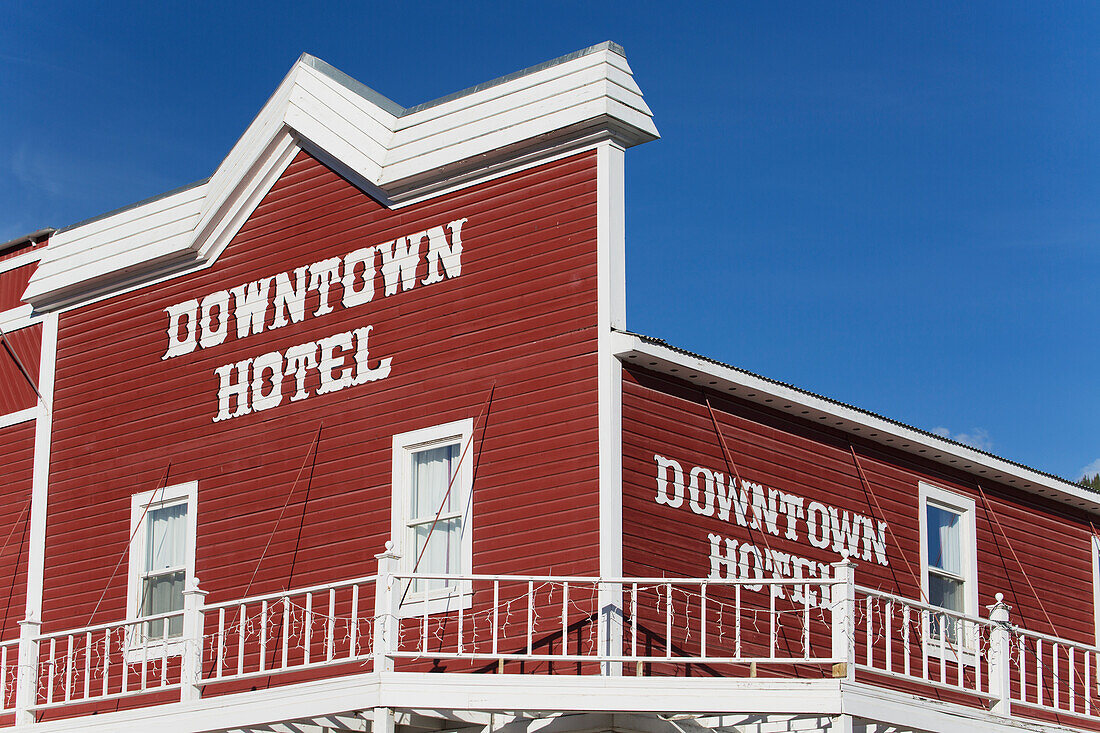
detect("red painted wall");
top-left (0, 324), bottom-right (41, 415)
top-left (0, 264), bottom-right (35, 313)
top-left (622, 366), bottom-right (1096, 673)
top-left (43, 149), bottom-right (601, 642)
top-left (0, 421), bottom-right (33, 643)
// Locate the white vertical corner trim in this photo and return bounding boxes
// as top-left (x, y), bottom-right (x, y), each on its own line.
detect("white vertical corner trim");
top-left (24, 311), bottom-right (58, 625)
top-left (1092, 535), bottom-right (1100, 646)
top-left (596, 140), bottom-right (626, 671)
top-left (917, 482), bottom-right (979, 618)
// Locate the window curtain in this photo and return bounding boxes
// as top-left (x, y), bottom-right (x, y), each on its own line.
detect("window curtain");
top-left (145, 503), bottom-right (186, 571)
top-left (411, 444), bottom-right (461, 587)
top-left (926, 505), bottom-right (961, 575)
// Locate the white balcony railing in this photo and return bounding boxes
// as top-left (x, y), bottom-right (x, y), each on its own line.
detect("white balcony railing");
top-left (1, 549), bottom-right (1097, 730)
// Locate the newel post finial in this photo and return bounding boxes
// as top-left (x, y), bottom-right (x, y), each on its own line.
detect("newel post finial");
top-left (180, 577), bottom-right (208, 704)
top-left (829, 552), bottom-right (857, 681)
top-left (986, 592), bottom-right (1012, 716)
top-left (374, 542), bottom-right (402, 675)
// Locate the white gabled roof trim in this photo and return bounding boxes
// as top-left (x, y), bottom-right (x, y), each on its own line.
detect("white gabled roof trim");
top-left (25, 42), bottom-right (658, 312)
top-left (612, 330), bottom-right (1100, 514)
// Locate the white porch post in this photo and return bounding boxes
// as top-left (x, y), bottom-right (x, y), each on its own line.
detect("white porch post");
top-left (987, 592), bottom-right (1012, 716)
top-left (15, 615), bottom-right (40, 725)
top-left (180, 577), bottom-right (207, 703)
top-left (830, 555), bottom-right (857, 681)
top-left (374, 543), bottom-right (401, 733)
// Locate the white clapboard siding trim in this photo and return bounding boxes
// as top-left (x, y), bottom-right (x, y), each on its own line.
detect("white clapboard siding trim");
top-left (199, 66), bottom-right (302, 226)
top-left (295, 63), bottom-right (395, 152)
top-left (286, 87), bottom-right (386, 180)
top-left (192, 133), bottom-right (300, 263)
top-left (0, 248), bottom-right (44, 276)
top-left (26, 43), bottom-right (658, 311)
top-left (385, 64), bottom-right (647, 161)
top-left (390, 50), bottom-right (628, 145)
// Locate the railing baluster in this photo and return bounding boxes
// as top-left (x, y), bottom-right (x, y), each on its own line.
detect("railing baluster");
top-left (802, 581), bottom-right (810, 660)
top-left (48, 635), bottom-right (58, 701)
top-left (492, 581), bottom-right (499, 658)
top-left (1037, 638), bottom-right (1044, 706)
top-left (457, 592), bottom-right (464, 655)
top-left (768, 587), bottom-right (776, 660)
top-left (921, 611), bottom-right (929, 680)
top-left (65, 634), bottom-right (73, 701)
top-left (159, 623), bottom-right (168, 688)
top-left (700, 582), bottom-right (708, 660)
top-left (903, 606), bottom-right (910, 676)
top-left (216, 608), bottom-right (225, 678)
top-left (956, 619), bottom-right (963, 688)
top-left (259, 600), bottom-right (268, 672)
top-left (327, 589), bottom-right (336, 662)
top-left (237, 604), bottom-right (245, 677)
top-left (866, 598), bottom-right (873, 668)
top-left (665, 582), bottom-right (672, 660)
top-left (735, 584), bottom-right (742, 658)
top-left (421, 589), bottom-right (428, 654)
top-left (281, 598), bottom-right (290, 669)
top-left (1018, 635), bottom-right (1025, 702)
top-left (974, 621), bottom-right (981, 693)
top-left (1054, 644), bottom-right (1061, 710)
top-left (561, 582), bottom-right (568, 657)
top-left (1071, 646), bottom-right (1077, 713)
top-left (141, 623), bottom-right (149, 691)
top-left (102, 630), bottom-right (109, 698)
top-left (351, 586), bottom-right (359, 658)
top-left (630, 583), bottom-right (637, 659)
top-left (885, 601), bottom-right (892, 673)
top-left (304, 593), bottom-right (313, 665)
top-left (1086, 647), bottom-right (1092, 715)
top-left (85, 632), bottom-right (93, 696)
top-left (938, 614), bottom-right (945, 683)
top-left (526, 580), bottom-right (534, 656)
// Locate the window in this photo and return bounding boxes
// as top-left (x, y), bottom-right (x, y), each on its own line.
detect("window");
top-left (391, 419), bottom-right (474, 615)
top-left (918, 483), bottom-right (977, 644)
top-left (127, 481), bottom-right (197, 644)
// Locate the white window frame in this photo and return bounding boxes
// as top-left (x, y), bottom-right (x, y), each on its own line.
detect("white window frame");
top-left (126, 480), bottom-right (197, 658)
top-left (918, 482), bottom-right (979, 659)
top-left (391, 418), bottom-right (474, 618)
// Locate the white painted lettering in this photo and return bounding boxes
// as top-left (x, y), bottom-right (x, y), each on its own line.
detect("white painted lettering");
top-left (654, 454), bottom-right (685, 509)
top-left (271, 266), bottom-right (309, 329)
top-left (230, 277), bottom-right (273, 339)
top-left (341, 247), bottom-right (376, 308)
top-left (163, 300), bottom-right (198, 359)
top-left (380, 236), bottom-right (421, 296)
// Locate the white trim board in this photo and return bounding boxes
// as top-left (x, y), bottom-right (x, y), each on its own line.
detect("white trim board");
top-left (0, 407), bottom-right (35, 430)
top-left (611, 331), bottom-right (1100, 515)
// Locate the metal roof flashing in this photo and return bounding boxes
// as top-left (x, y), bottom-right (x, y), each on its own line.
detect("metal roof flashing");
top-left (611, 329), bottom-right (1099, 514)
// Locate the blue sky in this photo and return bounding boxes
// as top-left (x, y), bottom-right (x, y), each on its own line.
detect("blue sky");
top-left (2, 2), bottom-right (1097, 481)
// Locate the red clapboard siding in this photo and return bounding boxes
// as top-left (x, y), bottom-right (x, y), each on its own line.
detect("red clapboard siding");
top-left (41, 148), bottom-right (602, 655)
top-left (0, 323), bottom-right (41, 414)
top-left (0, 421), bottom-right (33, 642)
top-left (622, 366), bottom-right (1098, 669)
top-left (0, 263), bottom-right (34, 312)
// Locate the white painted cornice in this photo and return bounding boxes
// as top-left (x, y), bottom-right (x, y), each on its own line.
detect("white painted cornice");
top-left (24, 42), bottom-right (658, 312)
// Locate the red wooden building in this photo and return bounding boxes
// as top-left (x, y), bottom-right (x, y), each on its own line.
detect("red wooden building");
top-left (1, 43), bottom-right (1098, 733)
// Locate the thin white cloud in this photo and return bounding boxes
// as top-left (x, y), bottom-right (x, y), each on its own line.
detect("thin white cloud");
top-left (1077, 458), bottom-right (1100, 481)
top-left (931, 426), bottom-right (993, 452)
